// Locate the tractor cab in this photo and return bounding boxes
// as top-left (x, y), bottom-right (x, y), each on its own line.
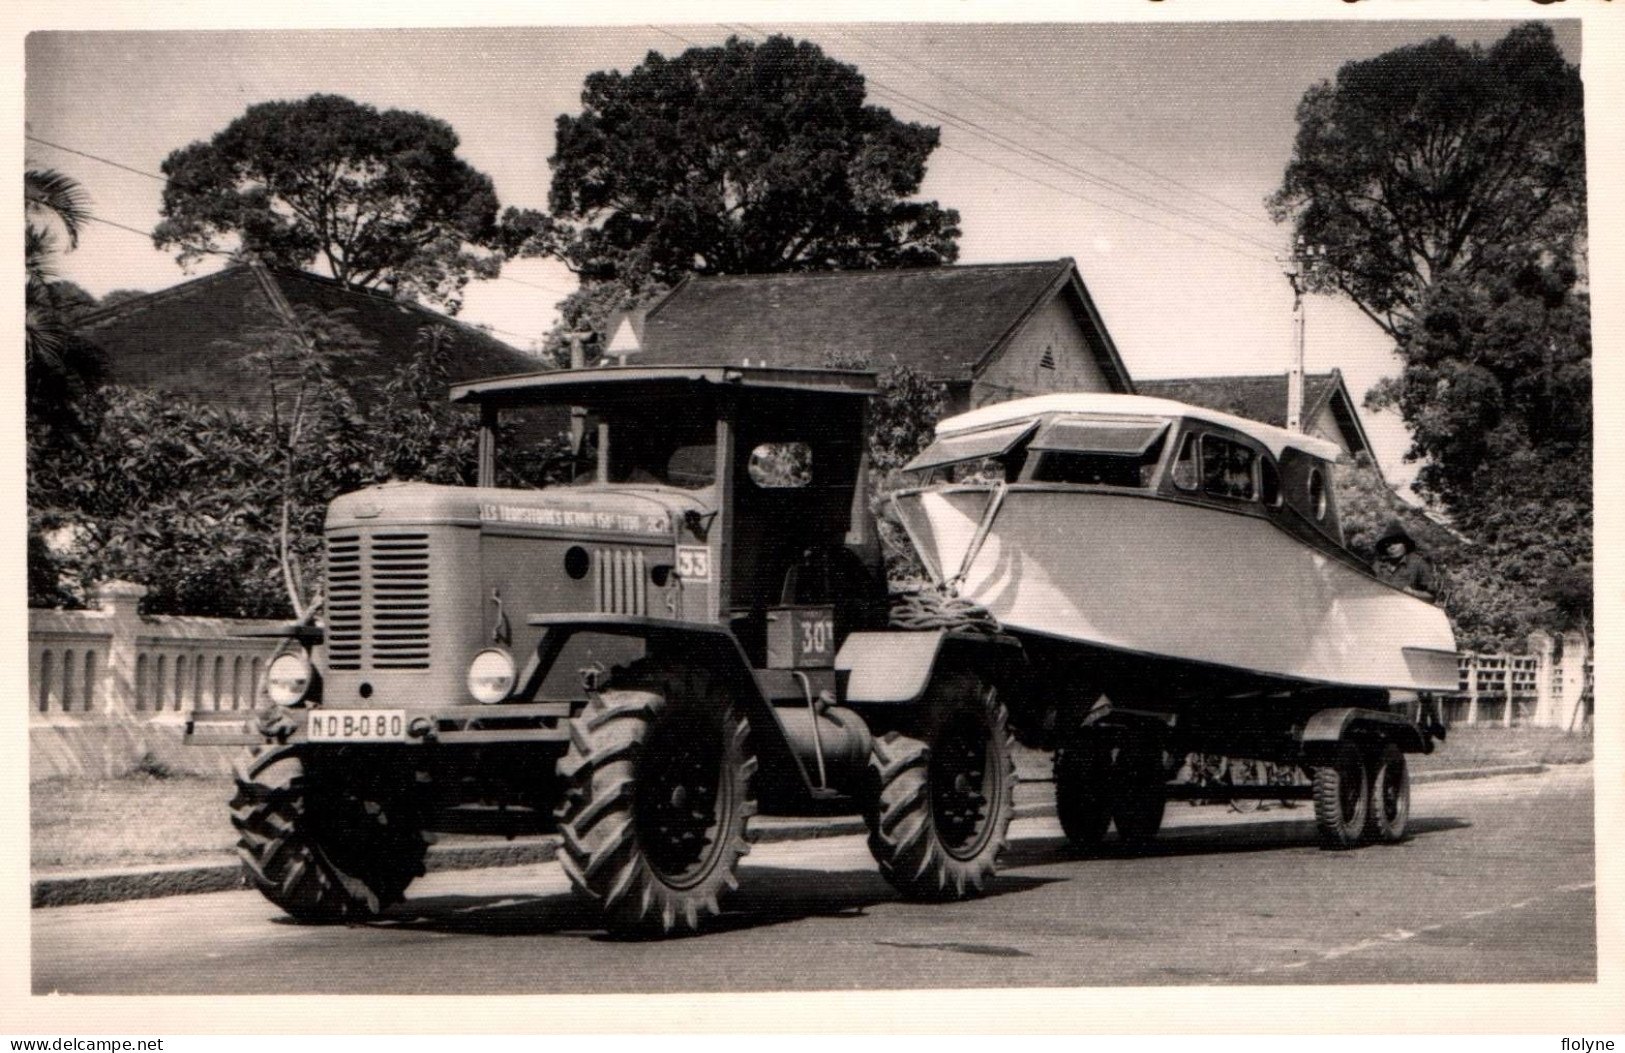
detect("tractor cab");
top-left (450, 364), bottom-right (890, 666)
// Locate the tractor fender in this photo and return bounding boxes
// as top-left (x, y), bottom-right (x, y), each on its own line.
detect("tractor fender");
top-left (837, 629), bottom-right (1028, 705)
top-left (1298, 706), bottom-right (1429, 756)
top-left (521, 614), bottom-right (819, 800)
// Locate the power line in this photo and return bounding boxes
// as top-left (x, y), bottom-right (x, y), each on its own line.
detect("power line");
top-left (825, 26), bottom-right (1279, 234)
top-left (26, 134), bottom-right (168, 183)
top-left (728, 21), bottom-right (1282, 257)
top-left (27, 133), bottom-right (580, 302)
top-left (712, 23), bottom-right (1280, 264)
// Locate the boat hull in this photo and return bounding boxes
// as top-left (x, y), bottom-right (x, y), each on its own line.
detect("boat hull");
top-left (895, 486), bottom-right (1458, 694)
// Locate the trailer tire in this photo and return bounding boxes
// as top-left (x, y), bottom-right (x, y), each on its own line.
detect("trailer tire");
top-left (866, 672), bottom-right (1015, 901)
top-left (1054, 743), bottom-right (1111, 851)
top-left (1111, 741), bottom-right (1167, 846)
top-left (1364, 743), bottom-right (1410, 844)
top-left (230, 746), bottom-right (427, 923)
top-left (556, 664), bottom-right (757, 936)
top-left (1312, 741), bottom-right (1369, 850)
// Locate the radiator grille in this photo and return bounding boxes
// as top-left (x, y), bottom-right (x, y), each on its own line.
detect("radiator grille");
top-left (324, 531), bottom-right (431, 671)
top-left (326, 535), bottom-right (362, 670)
top-left (595, 548), bottom-right (647, 616)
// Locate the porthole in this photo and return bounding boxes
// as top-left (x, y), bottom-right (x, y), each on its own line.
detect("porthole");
top-left (564, 545), bottom-right (591, 581)
top-left (1308, 467), bottom-right (1327, 521)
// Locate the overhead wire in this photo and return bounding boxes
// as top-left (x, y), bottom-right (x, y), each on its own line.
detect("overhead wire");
top-left (24, 133), bottom-right (584, 306)
top-left (725, 21), bottom-right (1283, 260)
top-left (821, 27), bottom-right (1280, 234)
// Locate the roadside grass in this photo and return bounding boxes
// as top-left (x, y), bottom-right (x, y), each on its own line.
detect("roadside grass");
top-left (32, 772), bottom-right (235, 872)
top-left (1412, 724), bottom-right (1593, 773)
top-left (32, 726), bottom-right (1590, 874)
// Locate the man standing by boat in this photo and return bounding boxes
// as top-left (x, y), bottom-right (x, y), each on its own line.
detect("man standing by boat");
top-left (1372, 519), bottom-right (1438, 603)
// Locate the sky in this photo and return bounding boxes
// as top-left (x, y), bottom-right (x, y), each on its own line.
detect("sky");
top-left (22, 17), bottom-right (1587, 493)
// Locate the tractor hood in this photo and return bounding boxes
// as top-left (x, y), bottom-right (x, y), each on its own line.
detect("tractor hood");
top-left (327, 481), bottom-right (709, 542)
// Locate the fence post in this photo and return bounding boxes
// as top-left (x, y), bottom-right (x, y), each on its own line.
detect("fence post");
top-left (1528, 631), bottom-right (1556, 727)
top-left (1465, 654), bottom-right (1479, 726)
top-left (91, 580), bottom-right (148, 719)
top-left (1559, 630), bottom-right (1590, 732)
top-left (1503, 656), bottom-right (1515, 728)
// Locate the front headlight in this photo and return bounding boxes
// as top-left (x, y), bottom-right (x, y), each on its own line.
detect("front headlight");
top-left (467, 649), bottom-right (517, 704)
top-left (266, 652), bottom-right (314, 707)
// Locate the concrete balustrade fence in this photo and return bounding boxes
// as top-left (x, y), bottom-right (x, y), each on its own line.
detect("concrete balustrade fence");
top-left (27, 582), bottom-right (1593, 781)
top-left (29, 581), bottom-right (284, 781)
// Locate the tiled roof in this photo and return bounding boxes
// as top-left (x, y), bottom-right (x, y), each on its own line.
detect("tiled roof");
top-left (1135, 372), bottom-right (1341, 431)
top-left (637, 259), bottom-right (1129, 388)
top-left (72, 264), bottom-right (541, 414)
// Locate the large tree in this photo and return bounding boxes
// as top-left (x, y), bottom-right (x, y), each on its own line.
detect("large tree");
top-left (528, 33), bottom-right (960, 330)
top-left (1268, 23), bottom-right (1584, 341)
top-left (155, 94), bottom-right (505, 313)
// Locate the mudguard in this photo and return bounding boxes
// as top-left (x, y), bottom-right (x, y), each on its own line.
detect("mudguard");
top-left (1299, 706), bottom-right (1430, 755)
top-left (836, 629), bottom-right (1026, 704)
top-left (521, 614), bottom-right (824, 800)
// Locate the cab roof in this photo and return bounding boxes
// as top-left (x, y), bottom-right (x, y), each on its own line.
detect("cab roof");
top-left (936, 392), bottom-right (1344, 462)
top-left (449, 363), bottom-right (877, 407)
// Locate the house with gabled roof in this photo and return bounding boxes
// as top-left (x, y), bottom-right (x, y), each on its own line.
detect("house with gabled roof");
top-left (1135, 371), bottom-right (1380, 478)
top-left (70, 262), bottom-right (539, 415)
top-left (635, 258), bottom-right (1134, 415)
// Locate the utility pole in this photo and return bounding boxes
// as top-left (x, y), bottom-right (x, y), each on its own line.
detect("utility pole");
top-left (1280, 238), bottom-right (1323, 433)
top-left (564, 327), bottom-right (595, 453)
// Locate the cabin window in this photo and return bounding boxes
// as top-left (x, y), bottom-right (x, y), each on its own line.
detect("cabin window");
top-left (748, 442), bottom-right (812, 488)
top-left (1031, 432), bottom-right (1167, 487)
top-left (1172, 434), bottom-right (1198, 491)
top-left (1260, 455), bottom-right (1282, 506)
top-left (1201, 435), bottom-right (1256, 501)
top-left (1308, 467), bottom-right (1328, 520)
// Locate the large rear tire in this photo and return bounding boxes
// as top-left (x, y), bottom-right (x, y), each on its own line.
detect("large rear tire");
top-left (1364, 743), bottom-right (1410, 844)
top-left (1312, 741), bottom-right (1369, 850)
top-left (866, 672), bottom-right (1015, 901)
top-left (556, 664), bottom-right (758, 936)
top-left (230, 745), bottom-right (428, 923)
top-left (1054, 741), bottom-right (1111, 851)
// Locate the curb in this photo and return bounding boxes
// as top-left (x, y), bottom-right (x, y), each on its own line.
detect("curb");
top-left (30, 765), bottom-right (1556, 909)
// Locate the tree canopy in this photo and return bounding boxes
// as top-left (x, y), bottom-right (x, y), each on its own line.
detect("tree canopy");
top-left (155, 94), bottom-right (505, 313)
top-left (1268, 23), bottom-right (1584, 341)
top-left (530, 34), bottom-right (961, 301)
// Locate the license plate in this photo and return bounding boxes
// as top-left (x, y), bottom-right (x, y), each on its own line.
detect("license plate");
top-left (306, 710), bottom-right (407, 743)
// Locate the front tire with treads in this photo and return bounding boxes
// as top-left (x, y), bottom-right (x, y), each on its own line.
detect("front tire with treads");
top-left (866, 672), bottom-right (1015, 901)
top-left (229, 745), bottom-right (428, 923)
top-left (555, 665), bottom-right (757, 936)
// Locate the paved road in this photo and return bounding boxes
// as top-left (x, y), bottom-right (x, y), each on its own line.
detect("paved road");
top-left (33, 765), bottom-right (1594, 994)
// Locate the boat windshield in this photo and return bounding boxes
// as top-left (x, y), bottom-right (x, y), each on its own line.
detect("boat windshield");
top-left (1028, 418), bottom-right (1170, 488)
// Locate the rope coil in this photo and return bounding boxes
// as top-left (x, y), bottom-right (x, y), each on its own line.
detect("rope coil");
top-left (888, 588), bottom-right (1002, 635)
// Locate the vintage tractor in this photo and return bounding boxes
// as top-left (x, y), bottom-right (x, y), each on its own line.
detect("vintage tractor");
top-left (189, 365), bottom-right (1020, 934)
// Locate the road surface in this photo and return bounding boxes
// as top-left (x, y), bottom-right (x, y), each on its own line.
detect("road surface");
top-left (33, 765), bottom-right (1594, 993)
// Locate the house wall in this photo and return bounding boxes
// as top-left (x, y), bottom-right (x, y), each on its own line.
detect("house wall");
top-left (1307, 403), bottom-right (1349, 456)
top-left (968, 294), bottom-right (1111, 409)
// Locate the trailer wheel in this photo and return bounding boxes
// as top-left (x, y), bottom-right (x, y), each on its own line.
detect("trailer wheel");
top-left (866, 672), bottom-right (1015, 901)
top-left (1364, 743), bottom-right (1410, 844)
top-left (556, 665), bottom-right (757, 936)
top-left (1311, 741), bottom-right (1369, 850)
top-left (1111, 740), bottom-right (1167, 845)
top-left (230, 746), bottom-right (428, 923)
top-left (1053, 742), bottom-right (1111, 851)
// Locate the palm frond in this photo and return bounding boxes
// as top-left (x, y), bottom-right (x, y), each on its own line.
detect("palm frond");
top-left (25, 167), bottom-right (91, 249)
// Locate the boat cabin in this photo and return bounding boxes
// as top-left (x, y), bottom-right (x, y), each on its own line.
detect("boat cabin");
top-left (904, 392), bottom-right (1350, 554)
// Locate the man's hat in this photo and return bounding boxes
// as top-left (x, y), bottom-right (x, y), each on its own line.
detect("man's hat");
top-left (1375, 518), bottom-right (1416, 553)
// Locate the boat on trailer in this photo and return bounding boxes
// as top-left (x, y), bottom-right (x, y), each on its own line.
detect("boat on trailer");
top-left (892, 392), bottom-right (1459, 710)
